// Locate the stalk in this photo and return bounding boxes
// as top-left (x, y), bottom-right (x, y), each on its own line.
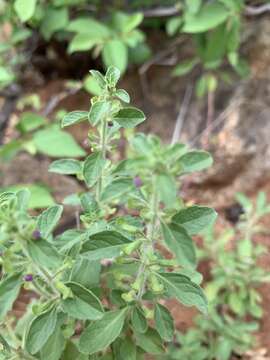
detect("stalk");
top-left (96, 118), bottom-right (108, 203)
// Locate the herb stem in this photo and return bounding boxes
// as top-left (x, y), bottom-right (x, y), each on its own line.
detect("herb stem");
top-left (96, 118), bottom-right (108, 202)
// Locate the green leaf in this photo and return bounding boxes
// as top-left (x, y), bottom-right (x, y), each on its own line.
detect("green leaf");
top-left (14, 0), bottom-right (37, 22)
top-left (172, 206), bottom-right (217, 235)
top-left (161, 222), bottom-right (196, 269)
top-left (81, 230), bottom-right (131, 261)
top-left (79, 308), bottom-right (128, 354)
top-left (89, 70), bottom-right (107, 89)
top-left (135, 328), bottom-right (164, 355)
top-left (70, 258), bottom-right (100, 288)
top-left (17, 112), bottom-right (46, 133)
top-left (62, 111), bottom-right (88, 128)
top-left (113, 107), bottom-right (146, 128)
top-left (38, 205), bottom-right (63, 238)
top-left (62, 282), bottom-right (104, 320)
top-left (154, 304), bottom-right (174, 342)
top-left (25, 307), bottom-right (58, 354)
top-left (0, 273), bottom-right (22, 321)
top-left (156, 173), bottom-right (176, 207)
top-left (40, 8), bottom-right (68, 40)
top-left (179, 151), bottom-right (213, 173)
top-left (102, 40), bottom-right (128, 74)
top-left (49, 159), bottom-right (82, 175)
top-left (158, 272), bottom-right (207, 314)
top-left (89, 101), bottom-right (110, 126)
top-left (68, 34), bottom-right (97, 53)
top-left (131, 306), bottom-right (148, 334)
top-left (172, 58), bottom-right (198, 77)
top-left (101, 178), bottom-right (134, 202)
top-left (105, 66), bottom-right (121, 86)
top-left (114, 89), bottom-right (130, 103)
top-left (83, 151), bottom-right (106, 187)
top-left (67, 17), bottom-right (110, 38)
top-left (119, 338), bottom-right (137, 360)
top-left (185, 0), bottom-right (202, 14)
top-left (27, 239), bottom-right (62, 270)
top-left (183, 3), bottom-right (230, 33)
top-left (39, 321), bottom-right (65, 360)
top-left (166, 17), bottom-right (183, 36)
top-left (33, 128), bottom-right (86, 157)
top-left (83, 75), bottom-right (102, 96)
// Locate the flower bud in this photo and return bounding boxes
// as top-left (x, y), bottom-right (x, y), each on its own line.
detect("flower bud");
top-left (133, 176), bottom-right (143, 188)
top-left (24, 274), bottom-right (33, 282)
top-left (108, 121), bottom-right (114, 127)
top-left (32, 229), bottom-right (41, 240)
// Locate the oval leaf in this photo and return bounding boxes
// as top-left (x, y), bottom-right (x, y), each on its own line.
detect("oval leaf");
top-left (49, 159), bottom-right (82, 175)
top-left (37, 205), bottom-right (63, 238)
top-left (113, 107), bottom-right (145, 128)
top-left (62, 111), bottom-right (88, 128)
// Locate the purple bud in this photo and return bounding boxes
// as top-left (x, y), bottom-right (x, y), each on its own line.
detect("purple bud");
top-left (32, 230), bottom-right (41, 240)
top-left (133, 176), bottom-right (143, 188)
top-left (24, 274), bottom-right (33, 282)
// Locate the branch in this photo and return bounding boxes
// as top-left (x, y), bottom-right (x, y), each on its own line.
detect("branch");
top-left (245, 4), bottom-right (270, 15)
top-left (142, 6), bottom-right (181, 17)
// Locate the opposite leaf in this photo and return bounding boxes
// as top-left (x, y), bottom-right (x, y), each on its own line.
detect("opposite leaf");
top-left (37, 205), bottom-right (63, 239)
top-left (83, 151), bottom-right (106, 187)
top-left (62, 111), bottom-right (88, 128)
top-left (179, 150), bottom-right (213, 173)
top-left (113, 107), bottom-right (146, 128)
top-left (0, 273), bottom-right (22, 321)
top-left (49, 159), bottom-right (82, 175)
top-left (79, 308), bottom-right (128, 354)
top-left (154, 304), bottom-right (174, 342)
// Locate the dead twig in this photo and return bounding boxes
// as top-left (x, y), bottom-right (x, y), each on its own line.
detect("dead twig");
top-left (245, 4), bottom-right (270, 15)
top-left (171, 85), bottom-right (193, 145)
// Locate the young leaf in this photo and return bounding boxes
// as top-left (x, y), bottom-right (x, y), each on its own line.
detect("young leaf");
top-left (14, 0), bottom-right (37, 22)
top-left (172, 206), bottom-right (217, 235)
top-left (131, 306), bottom-right (148, 334)
top-left (113, 107), bottom-right (146, 128)
top-left (89, 101), bottom-right (110, 126)
top-left (25, 307), bottom-right (58, 354)
top-left (161, 222), bottom-right (196, 269)
top-left (83, 151), bottom-right (106, 187)
top-left (157, 272), bottom-right (207, 314)
top-left (156, 173), bottom-right (177, 207)
top-left (0, 273), bottom-right (22, 321)
top-left (62, 282), bottom-right (104, 320)
top-left (135, 328), bottom-right (164, 355)
top-left (105, 66), bottom-right (121, 86)
top-left (179, 150), bottom-right (213, 173)
top-left (172, 58), bottom-right (198, 77)
top-left (39, 320), bottom-right (66, 360)
top-left (62, 111), bottom-right (88, 128)
top-left (37, 205), bottom-right (63, 238)
top-left (89, 70), bottom-right (107, 89)
top-left (49, 159), bottom-right (82, 175)
top-left (79, 308), bottom-right (128, 354)
top-left (114, 89), bottom-right (130, 103)
top-left (101, 178), bottom-right (135, 202)
top-left (119, 338), bottom-right (137, 360)
top-left (102, 40), bottom-right (128, 74)
top-left (68, 34), bottom-right (96, 53)
top-left (154, 304), bottom-right (174, 342)
top-left (70, 258), bottom-right (101, 288)
top-left (17, 112), bottom-right (46, 133)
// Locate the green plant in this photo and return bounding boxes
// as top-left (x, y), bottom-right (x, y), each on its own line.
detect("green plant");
top-left (160, 191), bottom-right (270, 360)
top-left (0, 66), bottom-right (216, 359)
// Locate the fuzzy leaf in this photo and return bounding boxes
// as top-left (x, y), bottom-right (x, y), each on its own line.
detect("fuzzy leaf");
top-left (179, 150), bottom-right (213, 173)
top-left (37, 205), bottom-right (63, 238)
top-left (102, 40), bottom-right (128, 74)
top-left (14, 0), bottom-right (36, 22)
top-left (62, 111), bottom-right (88, 128)
top-left (27, 239), bottom-right (62, 270)
top-left (49, 159), bottom-right (82, 175)
top-left (89, 101), bottom-right (110, 126)
top-left (135, 328), bottom-right (164, 355)
top-left (131, 306), bottom-right (148, 334)
top-left (83, 151), bottom-right (106, 187)
top-left (0, 274), bottom-right (22, 321)
top-left (113, 107), bottom-right (145, 128)
top-left (154, 304), bottom-right (174, 341)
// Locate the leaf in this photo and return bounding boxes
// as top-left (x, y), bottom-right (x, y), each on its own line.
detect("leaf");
top-left (37, 205), bottom-right (63, 238)
top-left (135, 328), bottom-right (164, 355)
top-left (119, 338), bottom-right (136, 360)
top-left (154, 304), bottom-right (174, 342)
top-left (114, 89), bottom-right (130, 103)
top-left (131, 306), bottom-right (148, 334)
top-left (68, 34), bottom-right (97, 53)
top-left (81, 230), bottom-right (131, 261)
top-left (172, 58), bottom-right (198, 76)
top-left (67, 17), bottom-right (110, 38)
top-left (39, 321), bottom-right (65, 360)
top-left (27, 239), bottom-right (62, 270)
top-left (40, 8), bottom-right (68, 40)
top-left (166, 16), bottom-right (183, 36)
top-left (25, 307), bottom-right (58, 354)
top-left (102, 40), bottom-right (128, 74)
top-left (158, 272), bottom-right (207, 314)
top-left (156, 173), bottom-right (176, 207)
top-left (17, 112), bottom-right (46, 133)
top-left (70, 258), bottom-right (100, 288)
top-left (83, 75), bottom-right (102, 96)
top-left (113, 107), bottom-right (146, 128)
top-left (0, 273), bottom-right (22, 321)
top-left (14, 0), bottom-right (37, 22)
top-left (62, 111), bottom-right (88, 128)
top-left (89, 101), bottom-right (110, 126)
top-left (161, 222), bottom-right (196, 269)
top-left (33, 128), bottom-right (86, 158)
top-left (172, 206), bottom-right (217, 235)
top-left (101, 178), bottom-right (135, 202)
top-left (183, 3), bottom-right (230, 33)
top-left (62, 282), bottom-right (104, 320)
top-left (83, 151), bottom-right (106, 187)
top-left (79, 308), bottom-right (128, 354)
top-left (179, 151), bottom-right (213, 173)
top-left (49, 159), bottom-right (82, 175)
top-left (105, 66), bottom-right (121, 86)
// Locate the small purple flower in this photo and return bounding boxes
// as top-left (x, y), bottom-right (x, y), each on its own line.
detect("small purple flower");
top-left (133, 176), bottom-right (143, 188)
top-left (32, 229), bottom-right (41, 240)
top-left (24, 274), bottom-right (33, 282)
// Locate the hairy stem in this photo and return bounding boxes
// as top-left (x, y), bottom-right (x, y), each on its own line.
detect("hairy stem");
top-left (96, 118), bottom-right (108, 202)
